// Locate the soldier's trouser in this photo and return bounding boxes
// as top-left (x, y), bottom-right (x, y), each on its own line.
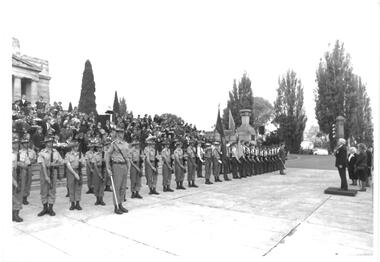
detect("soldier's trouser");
top-left (67, 169), bottom-right (82, 202)
top-left (93, 166), bottom-right (105, 197)
top-left (162, 163), bottom-right (172, 186)
top-left (13, 169), bottom-right (25, 211)
top-left (130, 165), bottom-right (142, 192)
top-left (111, 163), bottom-right (128, 205)
top-left (205, 158), bottom-right (212, 179)
top-left (106, 176), bottom-right (112, 187)
top-left (212, 158), bottom-right (220, 178)
top-left (196, 158), bottom-right (203, 177)
top-left (187, 159), bottom-right (196, 181)
top-left (174, 161), bottom-right (184, 182)
top-left (231, 159), bottom-right (238, 178)
top-left (87, 166), bottom-right (94, 189)
top-left (23, 166), bottom-right (33, 197)
top-left (40, 168), bottom-right (57, 205)
top-left (145, 161), bottom-right (157, 188)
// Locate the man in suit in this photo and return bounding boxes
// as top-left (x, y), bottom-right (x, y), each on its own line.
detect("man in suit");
top-left (334, 138), bottom-right (348, 190)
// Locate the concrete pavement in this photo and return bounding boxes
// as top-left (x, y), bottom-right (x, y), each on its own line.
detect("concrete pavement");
top-left (5, 167), bottom-right (374, 260)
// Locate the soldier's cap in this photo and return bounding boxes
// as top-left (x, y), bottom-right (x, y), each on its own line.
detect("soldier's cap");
top-left (20, 139), bottom-right (29, 144)
top-left (68, 141), bottom-right (79, 147)
top-left (213, 141), bottom-right (220, 145)
top-left (230, 141), bottom-right (237, 146)
top-left (131, 141), bottom-right (140, 146)
top-left (162, 140), bottom-right (170, 145)
top-left (175, 140), bottom-right (182, 146)
top-left (12, 138), bottom-right (19, 143)
top-left (205, 142), bottom-right (211, 146)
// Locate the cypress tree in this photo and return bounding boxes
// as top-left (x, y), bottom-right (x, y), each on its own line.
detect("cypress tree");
top-left (78, 60), bottom-right (97, 114)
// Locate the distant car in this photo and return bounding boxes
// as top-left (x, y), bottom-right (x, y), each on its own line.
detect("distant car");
top-left (313, 148), bottom-right (329, 155)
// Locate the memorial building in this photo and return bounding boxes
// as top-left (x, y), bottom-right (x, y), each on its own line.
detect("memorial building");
top-left (12, 37), bottom-right (51, 104)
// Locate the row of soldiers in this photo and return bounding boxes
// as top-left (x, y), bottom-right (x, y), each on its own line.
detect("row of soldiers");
top-left (12, 126), bottom-right (286, 222)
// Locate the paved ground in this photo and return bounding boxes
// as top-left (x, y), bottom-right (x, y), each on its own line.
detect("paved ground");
top-left (286, 154), bottom-right (336, 170)
top-left (5, 167), bottom-right (374, 260)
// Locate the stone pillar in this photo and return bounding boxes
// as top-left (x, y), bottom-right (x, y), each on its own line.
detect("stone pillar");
top-left (336, 116), bottom-right (345, 139)
top-left (13, 77), bottom-right (21, 102)
top-left (30, 80), bottom-right (38, 105)
top-left (240, 109), bottom-right (252, 125)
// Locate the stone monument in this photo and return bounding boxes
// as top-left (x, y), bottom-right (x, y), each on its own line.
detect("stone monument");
top-left (236, 109), bottom-right (256, 142)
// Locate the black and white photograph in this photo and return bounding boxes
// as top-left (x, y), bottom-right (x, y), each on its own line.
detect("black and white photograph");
top-left (1, 0), bottom-right (379, 260)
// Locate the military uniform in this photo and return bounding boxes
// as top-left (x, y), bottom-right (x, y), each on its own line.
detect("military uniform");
top-left (161, 143), bottom-right (174, 192)
top-left (65, 144), bottom-right (86, 210)
top-left (130, 142), bottom-right (143, 198)
top-left (186, 143), bottom-right (198, 187)
top-left (174, 143), bottom-right (186, 189)
top-left (22, 145), bottom-right (37, 205)
top-left (106, 130), bottom-right (130, 214)
top-left (12, 139), bottom-right (27, 222)
top-left (212, 143), bottom-right (222, 182)
top-left (37, 138), bottom-right (64, 216)
top-left (91, 145), bottom-right (107, 205)
top-left (144, 141), bottom-right (159, 194)
top-left (230, 143), bottom-right (240, 179)
top-left (204, 143), bottom-right (213, 184)
top-left (196, 143), bottom-right (204, 178)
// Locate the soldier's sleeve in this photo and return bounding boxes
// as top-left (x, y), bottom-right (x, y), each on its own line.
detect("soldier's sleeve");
top-left (37, 151), bottom-right (45, 164)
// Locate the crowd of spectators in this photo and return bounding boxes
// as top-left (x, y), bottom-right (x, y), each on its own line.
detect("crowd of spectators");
top-left (12, 95), bottom-right (204, 153)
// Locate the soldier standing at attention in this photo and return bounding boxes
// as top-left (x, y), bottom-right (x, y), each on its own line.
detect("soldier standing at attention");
top-left (187, 140), bottom-right (198, 187)
top-left (230, 142), bottom-right (241, 179)
top-left (196, 140), bottom-right (205, 178)
top-left (130, 141), bottom-right (143, 198)
top-left (212, 141), bottom-right (222, 182)
top-left (92, 143), bottom-right (107, 205)
top-left (65, 141), bottom-right (86, 210)
top-left (161, 140), bottom-right (174, 192)
top-left (106, 127), bottom-right (130, 215)
top-left (85, 142), bottom-right (95, 194)
top-left (144, 138), bottom-right (159, 195)
top-left (22, 137), bottom-right (37, 205)
top-left (37, 137), bottom-right (64, 216)
top-left (174, 141), bottom-right (186, 189)
top-left (204, 142), bottom-right (213, 184)
top-left (12, 137), bottom-right (27, 222)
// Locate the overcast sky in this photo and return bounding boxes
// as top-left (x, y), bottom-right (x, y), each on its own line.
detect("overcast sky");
top-left (11, 0), bottom-right (379, 131)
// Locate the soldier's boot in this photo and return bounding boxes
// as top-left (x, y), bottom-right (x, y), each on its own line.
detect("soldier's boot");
top-left (114, 205), bottom-right (123, 215)
top-left (69, 202), bottom-right (76, 210)
top-left (188, 181), bottom-right (193, 187)
top-left (205, 179), bottom-right (213, 185)
top-left (224, 175), bottom-right (231, 181)
top-left (65, 187), bottom-right (69, 197)
top-left (215, 176), bottom-right (221, 182)
top-left (86, 188), bottom-right (94, 194)
top-left (13, 210), bottom-right (23, 222)
top-left (131, 192), bottom-right (136, 198)
top-left (38, 203), bottom-right (49, 216)
top-left (180, 181), bottom-right (186, 190)
top-left (22, 196), bottom-right (29, 205)
top-left (149, 187), bottom-right (154, 195)
top-left (135, 191), bottom-right (143, 199)
top-left (152, 188), bottom-right (160, 195)
top-left (163, 186), bottom-right (167, 192)
top-left (176, 182), bottom-right (180, 189)
top-left (167, 186), bottom-right (174, 192)
top-left (95, 197), bottom-right (100, 205)
top-left (192, 181), bottom-right (199, 188)
top-left (105, 185), bottom-right (112, 192)
top-left (99, 197), bottom-right (106, 205)
top-left (353, 180), bottom-right (358, 186)
top-left (48, 204), bottom-right (56, 216)
top-left (118, 203), bottom-right (128, 213)
top-left (75, 201), bottom-right (82, 210)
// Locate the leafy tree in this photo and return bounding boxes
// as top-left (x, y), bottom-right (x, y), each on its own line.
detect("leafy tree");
top-left (273, 70), bottom-right (307, 153)
top-left (252, 97), bottom-right (273, 129)
top-left (315, 40), bottom-right (373, 149)
top-left (222, 73), bottom-right (255, 129)
top-left (68, 102), bottom-right (73, 112)
top-left (78, 60), bottom-right (97, 114)
top-left (119, 97), bottom-right (127, 116)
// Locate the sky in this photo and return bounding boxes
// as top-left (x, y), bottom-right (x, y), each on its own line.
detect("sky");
top-left (10, 0), bottom-right (379, 131)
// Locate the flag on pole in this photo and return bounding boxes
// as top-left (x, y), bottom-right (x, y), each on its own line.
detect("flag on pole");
top-left (215, 105), bottom-right (224, 137)
top-left (228, 109), bottom-right (235, 131)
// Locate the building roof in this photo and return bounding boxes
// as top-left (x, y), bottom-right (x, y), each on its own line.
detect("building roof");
top-left (12, 55), bottom-right (42, 73)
